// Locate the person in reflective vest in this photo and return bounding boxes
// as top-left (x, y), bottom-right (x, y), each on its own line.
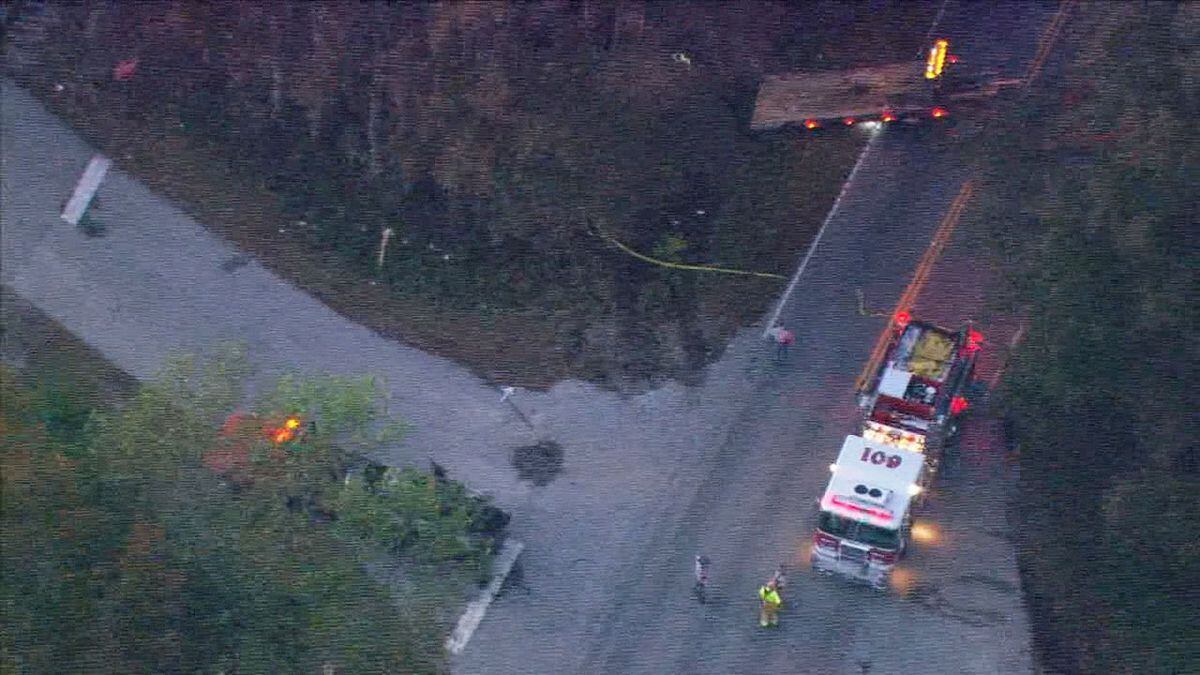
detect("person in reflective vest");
top-left (758, 580), bottom-right (782, 627)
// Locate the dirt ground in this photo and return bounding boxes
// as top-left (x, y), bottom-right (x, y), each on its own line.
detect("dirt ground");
top-left (1, 286), bottom-right (138, 403)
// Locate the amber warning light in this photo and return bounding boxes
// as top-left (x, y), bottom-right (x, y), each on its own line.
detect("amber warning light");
top-left (925, 39), bottom-right (949, 80)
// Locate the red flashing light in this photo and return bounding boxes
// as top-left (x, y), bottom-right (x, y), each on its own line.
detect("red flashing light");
top-left (948, 55), bottom-right (959, 64)
top-left (830, 496), bottom-right (894, 522)
top-left (931, 106), bottom-right (948, 118)
top-left (968, 328), bottom-right (983, 345)
top-left (804, 119), bottom-right (820, 130)
top-left (881, 110), bottom-right (897, 123)
top-left (844, 117), bottom-right (856, 126)
top-left (894, 311), bottom-right (912, 328)
top-left (813, 530), bottom-right (840, 551)
top-left (950, 396), bottom-right (969, 415)
top-left (868, 548), bottom-right (898, 565)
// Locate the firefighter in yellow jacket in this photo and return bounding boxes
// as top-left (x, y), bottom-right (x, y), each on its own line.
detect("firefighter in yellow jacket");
top-left (758, 580), bottom-right (782, 627)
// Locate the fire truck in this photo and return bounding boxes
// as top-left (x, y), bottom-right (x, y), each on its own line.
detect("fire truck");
top-left (751, 38), bottom-right (1017, 131)
top-left (811, 315), bottom-right (982, 587)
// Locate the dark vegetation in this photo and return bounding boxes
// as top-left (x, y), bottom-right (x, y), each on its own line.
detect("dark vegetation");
top-left (3, 1), bottom-right (932, 390)
top-left (1, 297), bottom-right (507, 673)
top-left (973, 3), bottom-right (1198, 671)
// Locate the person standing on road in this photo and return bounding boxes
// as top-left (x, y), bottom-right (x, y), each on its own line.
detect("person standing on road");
top-left (774, 325), bottom-right (796, 361)
top-left (758, 580), bottom-right (782, 627)
top-left (694, 555), bottom-right (711, 603)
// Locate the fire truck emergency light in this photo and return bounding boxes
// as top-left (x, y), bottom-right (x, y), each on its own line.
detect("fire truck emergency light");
top-left (926, 39), bottom-right (949, 80)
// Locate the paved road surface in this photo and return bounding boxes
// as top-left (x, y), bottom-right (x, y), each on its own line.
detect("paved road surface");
top-left (1, 2), bottom-right (1061, 672)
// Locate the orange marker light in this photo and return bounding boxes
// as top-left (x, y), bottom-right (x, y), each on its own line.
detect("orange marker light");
top-left (804, 119), bottom-right (820, 130)
top-left (931, 107), bottom-right (948, 118)
top-left (881, 111), bottom-right (897, 123)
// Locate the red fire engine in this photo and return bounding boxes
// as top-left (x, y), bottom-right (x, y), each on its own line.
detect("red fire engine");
top-left (812, 315), bottom-right (981, 587)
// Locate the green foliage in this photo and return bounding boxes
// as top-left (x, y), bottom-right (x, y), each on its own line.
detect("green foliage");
top-left (332, 469), bottom-right (502, 576)
top-left (150, 341), bottom-right (251, 422)
top-left (972, 4), bottom-right (1199, 672)
top-left (260, 371), bottom-right (408, 449)
top-left (0, 348), bottom-right (505, 673)
top-left (651, 234), bottom-right (690, 263)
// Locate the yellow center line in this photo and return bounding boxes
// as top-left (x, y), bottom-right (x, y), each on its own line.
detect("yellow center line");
top-left (855, 180), bottom-right (974, 392)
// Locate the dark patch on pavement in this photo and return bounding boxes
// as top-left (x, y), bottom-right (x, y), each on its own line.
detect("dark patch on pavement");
top-left (512, 440), bottom-right (564, 486)
top-left (497, 559), bottom-right (529, 599)
top-left (220, 253), bottom-right (252, 272)
top-left (78, 215), bottom-right (106, 238)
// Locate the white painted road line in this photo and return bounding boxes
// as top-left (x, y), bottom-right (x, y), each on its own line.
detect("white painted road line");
top-left (764, 133), bottom-right (879, 337)
top-left (61, 154), bottom-right (111, 226)
top-left (446, 540), bottom-right (525, 656)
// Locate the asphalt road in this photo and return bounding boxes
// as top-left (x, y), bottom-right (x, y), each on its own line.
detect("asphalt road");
top-left (1, 2), bottom-right (1063, 673)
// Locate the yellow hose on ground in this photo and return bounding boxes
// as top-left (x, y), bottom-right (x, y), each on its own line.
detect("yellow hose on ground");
top-left (589, 221), bottom-right (787, 280)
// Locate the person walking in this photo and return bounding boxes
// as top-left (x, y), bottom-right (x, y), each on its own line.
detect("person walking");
top-left (758, 580), bottom-right (782, 627)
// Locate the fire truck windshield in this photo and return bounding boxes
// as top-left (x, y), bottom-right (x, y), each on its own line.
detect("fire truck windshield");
top-left (818, 511), bottom-right (902, 549)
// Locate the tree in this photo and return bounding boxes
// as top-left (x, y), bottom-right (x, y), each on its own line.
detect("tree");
top-left (1, 345), bottom-right (497, 673)
top-left (971, 3), bottom-right (1199, 671)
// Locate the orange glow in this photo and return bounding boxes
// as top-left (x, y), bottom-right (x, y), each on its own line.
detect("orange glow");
top-left (272, 428), bottom-right (294, 444)
top-left (804, 119), bottom-right (820, 130)
top-left (910, 522), bottom-right (940, 544)
top-left (881, 111), bottom-right (897, 123)
top-left (931, 106), bottom-right (948, 118)
top-left (284, 417), bottom-right (301, 430)
top-left (889, 565), bottom-right (918, 596)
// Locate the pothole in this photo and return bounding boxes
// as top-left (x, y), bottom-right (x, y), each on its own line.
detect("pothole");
top-left (511, 440), bottom-right (563, 486)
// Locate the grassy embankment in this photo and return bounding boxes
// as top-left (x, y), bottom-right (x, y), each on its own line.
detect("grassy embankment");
top-left (965, 3), bottom-right (1198, 672)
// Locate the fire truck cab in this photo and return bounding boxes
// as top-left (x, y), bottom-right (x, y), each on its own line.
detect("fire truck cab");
top-left (812, 315), bottom-right (982, 588)
top-left (811, 435), bottom-right (926, 588)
